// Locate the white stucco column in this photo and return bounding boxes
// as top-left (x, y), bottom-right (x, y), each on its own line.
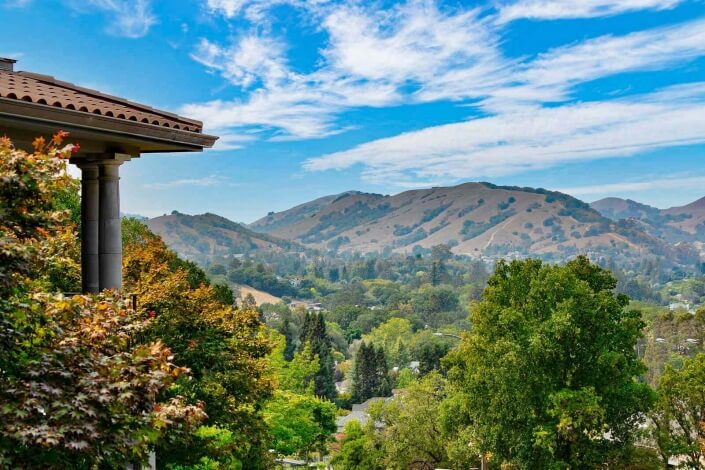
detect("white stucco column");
top-left (76, 160), bottom-right (99, 293)
top-left (97, 154), bottom-right (130, 291)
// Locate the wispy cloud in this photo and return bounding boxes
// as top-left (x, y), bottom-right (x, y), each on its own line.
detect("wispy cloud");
top-left (508, 17), bottom-right (705, 104)
top-left (187, 1), bottom-right (705, 142)
top-left (496, 0), bottom-right (684, 23)
top-left (205, 0), bottom-right (331, 21)
top-left (3, 0), bottom-right (33, 7)
top-left (304, 83), bottom-right (705, 185)
top-left (186, 1), bottom-right (503, 138)
top-left (5, 0), bottom-right (156, 37)
top-left (557, 175), bottom-right (705, 196)
top-left (143, 175), bottom-right (237, 190)
top-left (68, 0), bottom-right (156, 38)
top-left (191, 35), bottom-right (289, 88)
top-left (211, 132), bottom-right (257, 151)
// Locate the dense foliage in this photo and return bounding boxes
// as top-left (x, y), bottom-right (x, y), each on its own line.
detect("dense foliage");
top-left (651, 353), bottom-right (705, 467)
top-left (351, 342), bottom-right (391, 403)
top-left (121, 219), bottom-right (274, 469)
top-left (299, 312), bottom-right (337, 400)
top-left (4, 134), bottom-right (705, 469)
top-left (444, 257), bottom-right (654, 468)
top-left (0, 135), bottom-right (203, 469)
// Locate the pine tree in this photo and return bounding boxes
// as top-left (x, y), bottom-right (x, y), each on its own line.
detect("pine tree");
top-left (352, 342), bottom-right (372, 402)
top-left (299, 312), bottom-right (313, 351)
top-left (300, 313), bottom-right (337, 400)
top-left (373, 346), bottom-right (391, 397)
top-left (352, 342), bottom-right (392, 402)
top-left (430, 261), bottom-right (440, 286)
top-left (282, 315), bottom-right (296, 361)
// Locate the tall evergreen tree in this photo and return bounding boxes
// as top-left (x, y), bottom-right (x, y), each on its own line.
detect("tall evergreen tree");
top-left (352, 343), bottom-right (392, 402)
top-left (430, 261), bottom-right (441, 286)
top-left (300, 313), bottom-right (337, 400)
top-left (352, 343), bottom-right (372, 402)
top-left (373, 346), bottom-right (392, 397)
top-left (328, 267), bottom-right (340, 282)
top-left (282, 315), bottom-right (296, 361)
top-left (299, 313), bottom-right (313, 350)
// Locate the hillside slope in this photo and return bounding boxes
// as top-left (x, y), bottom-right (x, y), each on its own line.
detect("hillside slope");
top-left (591, 197), bottom-right (705, 243)
top-left (251, 183), bottom-right (674, 262)
top-left (146, 211), bottom-right (306, 262)
top-left (591, 198), bottom-right (660, 221)
top-left (662, 196), bottom-right (705, 236)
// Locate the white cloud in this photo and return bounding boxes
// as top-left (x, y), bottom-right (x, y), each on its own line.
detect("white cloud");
top-left (205, 0), bottom-right (330, 22)
top-left (210, 132), bottom-right (257, 151)
top-left (321, 3), bottom-right (501, 84)
top-left (188, 0), bottom-right (705, 142)
top-left (143, 175), bottom-right (237, 190)
top-left (509, 17), bottom-right (705, 104)
top-left (304, 82), bottom-right (705, 185)
top-left (193, 35), bottom-right (290, 88)
top-left (69, 0), bottom-right (156, 38)
top-left (187, 1), bottom-right (502, 138)
top-left (557, 175), bottom-right (705, 196)
top-left (497, 0), bottom-right (683, 23)
top-left (206, 0), bottom-right (247, 17)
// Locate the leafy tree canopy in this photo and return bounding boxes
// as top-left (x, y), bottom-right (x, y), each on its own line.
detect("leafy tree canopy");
top-left (444, 256), bottom-right (654, 469)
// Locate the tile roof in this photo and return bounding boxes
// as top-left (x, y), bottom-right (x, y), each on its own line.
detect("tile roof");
top-left (0, 69), bottom-right (204, 133)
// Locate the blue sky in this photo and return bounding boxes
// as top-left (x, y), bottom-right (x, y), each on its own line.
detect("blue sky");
top-left (2, 0), bottom-right (705, 222)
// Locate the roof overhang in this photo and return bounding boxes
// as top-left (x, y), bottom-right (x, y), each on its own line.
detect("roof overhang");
top-left (0, 98), bottom-right (218, 156)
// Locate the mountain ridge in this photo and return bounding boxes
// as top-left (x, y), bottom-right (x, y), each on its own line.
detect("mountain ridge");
top-left (250, 182), bottom-right (690, 264)
top-left (591, 196), bottom-right (705, 242)
top-left (145, 211), bottom-right (308, 263)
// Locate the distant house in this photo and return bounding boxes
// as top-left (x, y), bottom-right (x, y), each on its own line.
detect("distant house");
top-left (335, 379), bottom-right (351, 394)
top-left (288, 301), bottom-right (324, 313)
top-left (335, 396), bottom-right (394, 433)
top-left (275, 458), bottom-right (308, 468)
top-left (668, 302), bottom-right (695, 314)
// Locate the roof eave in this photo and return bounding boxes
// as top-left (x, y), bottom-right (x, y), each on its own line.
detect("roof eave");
top-left (0, 98), bottom-right (218, 153)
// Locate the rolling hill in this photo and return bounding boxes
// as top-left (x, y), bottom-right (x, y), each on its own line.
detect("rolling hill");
top-left (250, 182), bottom-right (679, 263)
top-left (145, 211), bottom-right (307, 262)
top-left (590, 198), bottom-right (660, 221)
top-left (591, 197), bottom-right (705, 243)
top-left (662, 196), bottom-right (705, 237)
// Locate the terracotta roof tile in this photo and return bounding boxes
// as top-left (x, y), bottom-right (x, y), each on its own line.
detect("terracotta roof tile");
top-left (0, 69), bottom-right (203, 133)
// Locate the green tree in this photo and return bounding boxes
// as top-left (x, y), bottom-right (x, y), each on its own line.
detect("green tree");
top-left (395, 368), bottom-right (415, 388)
top-left (282, 314), bottom-right (296, 361)
top-left (364, 317), bottom-right (413, 368)
top-left (352, 343), bottom-right (391, 402)
top-left (370, 372), bottom-right (456, 470)
top-left (0, 135), bottom-right (203, 469)
top-left (651, 353), bottom-right (705, 468)
top-left (263, 391), bottom-right (337, 460)
top-left (331, 421), bottom-right (385, 470)
top-left (445, 257), bottom-right (653, 469)
top-left (411, 285), bottom-right (460, 328)
top-left (121, 221), bottom-right (274, 469)
top-left (281, 343), bottom-right (320, 395)
top-left (409, 330), bottom-right (452, 375)
top-left (300, 313), bottom-right (337, 400)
